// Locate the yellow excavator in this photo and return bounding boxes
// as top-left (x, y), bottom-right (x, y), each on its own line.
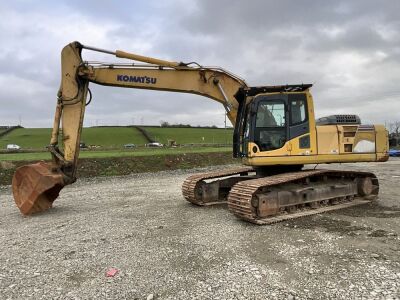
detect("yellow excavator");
top-left (12, 42), bottom-right (389, 224)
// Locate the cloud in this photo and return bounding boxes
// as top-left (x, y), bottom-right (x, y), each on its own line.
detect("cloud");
top-left (1, 0), bottom-right (399, 129)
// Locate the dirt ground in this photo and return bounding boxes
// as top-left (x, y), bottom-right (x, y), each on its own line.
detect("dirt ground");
top-left (0, 159), bottom-right (399, 299)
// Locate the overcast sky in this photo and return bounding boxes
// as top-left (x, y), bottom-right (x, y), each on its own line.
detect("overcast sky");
top-left (1, 0), bottom-right (400, 128)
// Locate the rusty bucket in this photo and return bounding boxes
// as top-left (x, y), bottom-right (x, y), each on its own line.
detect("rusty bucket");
top-left (12, 162), bottom-right (65, 215)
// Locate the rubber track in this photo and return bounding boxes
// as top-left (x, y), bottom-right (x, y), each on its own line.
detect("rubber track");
top-left (182, 166), bottom-right (254, 205)
top-left (227, 169), bottom-right (378, 225)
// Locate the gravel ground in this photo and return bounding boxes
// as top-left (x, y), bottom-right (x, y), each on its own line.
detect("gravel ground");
top-left (0, 158), bottom-right (399, 299)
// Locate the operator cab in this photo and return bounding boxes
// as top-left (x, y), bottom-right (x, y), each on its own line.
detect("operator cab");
top-left (233, 84), bottom-right (312, 157)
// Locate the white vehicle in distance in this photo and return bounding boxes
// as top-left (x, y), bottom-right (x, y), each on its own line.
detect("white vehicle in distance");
top-left (7, 144), bottom-right (21, 150)
top-left (146, 142), bottom-right (163, 147)
top-left (124, 143), bottom-right (136, 149)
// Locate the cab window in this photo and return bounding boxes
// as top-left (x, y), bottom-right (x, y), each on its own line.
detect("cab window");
top-left (256, 102), bottom-right (285, 127)
top-left (290, 99), bottom-right (306, 125)
top-left (254, 101), bottom-right (286, 151)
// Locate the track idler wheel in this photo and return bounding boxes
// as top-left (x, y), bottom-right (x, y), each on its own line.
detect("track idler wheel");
top-left (12, 162), bottom-right (65, 215)
top-left (357, 177), bottom-right (374, 197)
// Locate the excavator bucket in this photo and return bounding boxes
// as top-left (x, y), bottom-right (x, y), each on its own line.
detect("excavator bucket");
top-left (12, 161), bottom-right (65, 215)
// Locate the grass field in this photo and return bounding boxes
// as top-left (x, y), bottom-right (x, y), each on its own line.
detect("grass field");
top-left (0, 127), bottom-right (148, 150)
top-left (146, 127), bottom-right (233, 145)
top-left (0, 127), bottom-right (233, 150)
top-left (80, 127), bottom-right (148, 147)
top-left (0, 128), bottom-right (52, 149)
top-left (0, 146), bottom-right (232, 161)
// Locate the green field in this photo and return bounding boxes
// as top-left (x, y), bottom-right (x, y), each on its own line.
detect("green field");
top-left (0, 126), bottom-right (233, 150)
top-left (81, 127), bottom-right (148, 147)
top-left (146, 127), bottom-right (233, 145)
top-left (0, 128), bottom-right (52, 149)
top-left (0, 127), bottom-right (148, 150)
top-left (0, 147), bottom-right (231, 161)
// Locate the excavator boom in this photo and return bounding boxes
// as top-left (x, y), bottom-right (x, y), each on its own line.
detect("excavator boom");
top-left (12, 41), bottom-right (247, 215)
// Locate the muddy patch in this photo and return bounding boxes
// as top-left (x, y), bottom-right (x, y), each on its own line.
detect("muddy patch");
top-left (285, 216), bottom-right (371, 235)
top-left (334, 202), bottom-right (400, 218)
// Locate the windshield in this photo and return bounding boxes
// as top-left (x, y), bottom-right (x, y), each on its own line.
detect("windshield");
top-left (256, 102), bottom-right (285, 127)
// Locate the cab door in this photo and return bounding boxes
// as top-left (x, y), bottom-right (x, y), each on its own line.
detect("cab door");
top-left (248, 94), bottom-right (290, 156)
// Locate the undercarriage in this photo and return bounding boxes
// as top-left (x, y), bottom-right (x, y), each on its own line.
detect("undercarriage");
top-left (182, 167), bottom-right (378, 225)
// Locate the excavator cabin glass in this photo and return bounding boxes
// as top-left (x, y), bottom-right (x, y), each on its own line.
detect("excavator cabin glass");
top-left (255, 100), bottom-right (286, 151)
top-left (240, 92), bottom-right (310, 155)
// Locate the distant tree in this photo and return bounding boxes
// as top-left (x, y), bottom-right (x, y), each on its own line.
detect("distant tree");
top-left (160, 120), bottom-right (170, 127)
top-left (171, 123), bottom-right (191, 128)
top-left (389, 121), bottom-right (400, 136)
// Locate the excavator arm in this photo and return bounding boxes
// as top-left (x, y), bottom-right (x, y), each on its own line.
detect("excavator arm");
top-left (12, 41), bottom-right (247, 215)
